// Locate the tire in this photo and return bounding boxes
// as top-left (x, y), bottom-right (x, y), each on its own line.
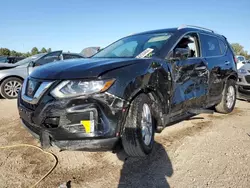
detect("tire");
top-left (0, 77), bottom-right (23, 99)
top-left (215, 79), bottom-right (236, 114)
top-left (121, 93), bottom-right (155, 157)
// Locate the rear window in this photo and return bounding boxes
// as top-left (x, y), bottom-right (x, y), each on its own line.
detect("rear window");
top-left (200, 34), bottom-right (221, 57)
top-left (219, 39), bottom-right (227, 54)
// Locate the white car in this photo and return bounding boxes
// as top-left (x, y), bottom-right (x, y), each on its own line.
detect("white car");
top-left (236, 55), bottom-right (247, 69)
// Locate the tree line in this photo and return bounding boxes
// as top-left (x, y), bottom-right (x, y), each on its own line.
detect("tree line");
top-left (1, 43), bottom-right (250, 59)
top-left (231, 43), bottom-right (250, 59)
top-left (0, 47), bottom-right (52, 57)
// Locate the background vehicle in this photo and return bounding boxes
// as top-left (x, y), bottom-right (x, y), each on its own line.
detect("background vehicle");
top-left (81, 47), bottom-right (100, 57)
top-left (0, 51), bottom-right (84, 99)
top-left (18, 25), bottom-right (237, 157)
top-left (237, 62), bottom-right (250, 101)
top-left (0, 56), bottom-right (25, 64)
top-left (236, 55), bottom-right (247, 69)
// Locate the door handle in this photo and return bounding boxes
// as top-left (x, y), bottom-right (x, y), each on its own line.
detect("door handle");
top-left (195, 66), bottom-right (207, 71)
top-left (225, 61), bottom-right (230, 65)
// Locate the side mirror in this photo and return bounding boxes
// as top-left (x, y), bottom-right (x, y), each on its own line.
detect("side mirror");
top-left (173, 48), bottom-right (189, 61)
top-left (28, 61), bottom-right (36, 67)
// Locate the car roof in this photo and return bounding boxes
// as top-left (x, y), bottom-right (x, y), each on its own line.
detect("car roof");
top-left (131, 28), bottom-right (178, 36)
top-left (130, 27), bottom-right (225, 39)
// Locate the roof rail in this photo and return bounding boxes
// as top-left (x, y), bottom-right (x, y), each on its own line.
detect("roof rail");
top-left (178, 25), bottom-right (215, 33)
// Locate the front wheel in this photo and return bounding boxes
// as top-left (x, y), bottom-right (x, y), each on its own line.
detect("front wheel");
top-left (215, 79), bottom-right (236, 114)
top-left (0, 77), bottom-right (23, 99)
top-left (121, 94), bottom-right (155, 157)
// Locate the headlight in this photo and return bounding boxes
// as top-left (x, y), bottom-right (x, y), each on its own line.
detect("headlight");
top-left (238, 68), bottom-right (247, 74)
top-left (51, 79), bottom-right (115, 98)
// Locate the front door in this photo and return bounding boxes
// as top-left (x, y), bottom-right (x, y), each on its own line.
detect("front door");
top-left (170, 33), bottom-right (209, 114)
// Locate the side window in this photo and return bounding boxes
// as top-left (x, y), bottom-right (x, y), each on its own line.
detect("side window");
top-left (35, 51), bottom-right (62, 66)
top-left (200, 34), bottom-right (221, 57)
top-left (175, 33), bottom-right (200, 58)
top-left (112, 41), bottom-right (138, 57)
top-left (63, 54), bottom-right (83, 60)
top-left (219, 39), bottom-right (227, 54)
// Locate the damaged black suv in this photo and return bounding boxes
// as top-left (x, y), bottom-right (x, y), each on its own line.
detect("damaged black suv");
top-left (18, 25), bottom-right (237, 157)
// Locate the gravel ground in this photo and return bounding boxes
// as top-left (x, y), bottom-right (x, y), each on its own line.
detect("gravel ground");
top-left (0, 99), bottom-right (249, 188)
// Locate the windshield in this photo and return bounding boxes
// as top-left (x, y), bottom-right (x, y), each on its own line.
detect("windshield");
top-left (93, 33), bottom-right (172, 58)
top-left (15, 53), bottom-right (45, 66)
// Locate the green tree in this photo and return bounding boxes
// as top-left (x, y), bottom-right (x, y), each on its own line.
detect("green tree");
top-left (41, 47), bottom-right (47, 53)
top-left (231, 43), bottom-right (243, 55)
top-left (31, 47), bottom-right (39, 55)
top-left (0, 48), bottom-right (11, 56)
top-left (10, 50), bottom-right (18, 56)
top-left (16, 52), bottom-right (24, 57)
top-left (47, 48), bottom-right (52, 52)
top-left (231, 43), bottom-right (249, 57)
top-left (25, 52), bottom-right (31, 57)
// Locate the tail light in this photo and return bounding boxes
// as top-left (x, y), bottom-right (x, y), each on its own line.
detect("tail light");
top-left (234, 56), bottom-right (237, 64)
top-left (233, 56), bottom-right (238, 69)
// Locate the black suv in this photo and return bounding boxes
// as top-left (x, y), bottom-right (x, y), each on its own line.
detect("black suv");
top-left (0, 56), bottom-right (24, 64)
top-left (18, 25), bottom-right (237, 157)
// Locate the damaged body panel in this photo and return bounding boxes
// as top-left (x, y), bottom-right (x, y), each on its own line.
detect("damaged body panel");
top-left (18, 26), bottom-right (237, 156)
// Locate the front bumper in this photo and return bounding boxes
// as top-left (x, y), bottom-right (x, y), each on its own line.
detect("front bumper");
top-left (237, 85), bottom-right (250, 101)
top-left (18, 92), bottom-right (127, 151)
top-left (237, 74), bottom-right (250, 101)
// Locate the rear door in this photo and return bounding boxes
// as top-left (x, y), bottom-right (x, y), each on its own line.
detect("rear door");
top-left (199, 33), bottom-right (229, 103)
top-left (170, 33), bottom-right (209, 113)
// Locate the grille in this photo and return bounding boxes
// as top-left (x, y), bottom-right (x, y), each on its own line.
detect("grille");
top-left (245, 75), bottom-right (250, 83)
top-left (20, 98), bottom-right (37, 111)
top-left (20, 79), bottom-right (54, 111)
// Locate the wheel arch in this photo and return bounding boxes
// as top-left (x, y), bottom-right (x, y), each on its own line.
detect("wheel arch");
top-left (0, 75), bottom-right (24, 85)
top-left (227, 74), bottom-right (237, 81)
top-left (123, 88), bottom-right (167, 132)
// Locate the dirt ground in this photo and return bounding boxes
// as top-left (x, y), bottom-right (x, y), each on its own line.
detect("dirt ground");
top-left (0, 99), bottom-right (250, 188)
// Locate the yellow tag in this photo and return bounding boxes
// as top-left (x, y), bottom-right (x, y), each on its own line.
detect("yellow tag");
top-left (81, 120), bottom-right (91, 133)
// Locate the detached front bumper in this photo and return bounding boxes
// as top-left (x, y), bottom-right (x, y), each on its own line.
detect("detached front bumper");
top-left (18, 92), bottom-right (126, 151)
top-left (21, 119), bottom-right (119, 151)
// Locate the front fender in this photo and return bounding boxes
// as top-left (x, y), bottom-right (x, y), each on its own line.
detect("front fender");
top-left (101, 59), bottom-right (172, 131)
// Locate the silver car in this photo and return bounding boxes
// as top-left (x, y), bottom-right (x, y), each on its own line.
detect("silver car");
top-left (237, 62), bottom-right (250, 100)
top-left (0, 51), bottom-right (84, 99)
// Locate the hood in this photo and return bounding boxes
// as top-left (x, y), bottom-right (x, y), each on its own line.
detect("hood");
top-left (30, 58), bottom-right (146, 80)
top-left (0, 63), bottom-right (17, 70)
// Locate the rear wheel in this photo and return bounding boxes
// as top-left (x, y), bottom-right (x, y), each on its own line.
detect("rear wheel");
top-left (122, 94), bottom-right (155, 157)
top-left (215, 79), bottom-right (236, 114)
top-left (0, 77), bottom-right (23, 99)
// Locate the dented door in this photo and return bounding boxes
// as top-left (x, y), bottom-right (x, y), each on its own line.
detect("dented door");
top-left (170, 58), bottom-right (209, 113)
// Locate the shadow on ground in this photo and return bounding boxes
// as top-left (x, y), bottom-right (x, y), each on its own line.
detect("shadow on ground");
top-left (116, 142), bottom-right (173, 188)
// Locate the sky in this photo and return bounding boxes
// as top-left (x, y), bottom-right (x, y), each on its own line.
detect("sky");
top-left (0, 0), bottom-right (250, 53)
